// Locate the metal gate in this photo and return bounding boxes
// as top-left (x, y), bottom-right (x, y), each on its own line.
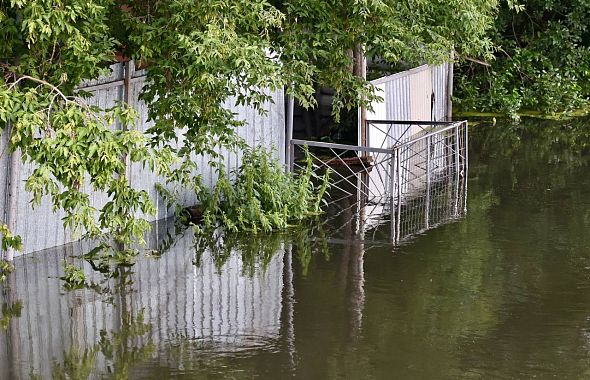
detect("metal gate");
top-left (290, 120), bottom-right (468, 243)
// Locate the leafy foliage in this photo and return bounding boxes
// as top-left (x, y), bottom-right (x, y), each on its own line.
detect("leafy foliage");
top-left (455, 1), bottom-right (590, 118)
top-left (198, 146), bottom-right (329, 233)
top-left (0, 300), bottom-right (22, 330)
top-left (0, 0), bottom-right (499, 259)
top-left (0, 1), bottom-right (167, 250)
top-left (0, 259), bottom-right (15, 281)
top-left (61, 261), bottom-right (86, 289)
top-left (127, 0), bottom-right (499, 228)
top-left (0, 224), bottom-right (21, 253)
top-left (83, 243), bottom-right (139, 273)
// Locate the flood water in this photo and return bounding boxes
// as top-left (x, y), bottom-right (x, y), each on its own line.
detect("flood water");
top-left (3, 118), bottom-right (590, 379)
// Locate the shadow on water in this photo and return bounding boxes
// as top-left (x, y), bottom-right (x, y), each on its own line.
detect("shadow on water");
top-left (5, 116), bottom-right (590, 378)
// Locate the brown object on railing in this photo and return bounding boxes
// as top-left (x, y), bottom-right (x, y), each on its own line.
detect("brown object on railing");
top-left (324, 155), bottom-right (374, 168)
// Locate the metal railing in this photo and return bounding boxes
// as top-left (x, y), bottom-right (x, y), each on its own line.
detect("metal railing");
top-left (290, 120), bottom-right (468, 243)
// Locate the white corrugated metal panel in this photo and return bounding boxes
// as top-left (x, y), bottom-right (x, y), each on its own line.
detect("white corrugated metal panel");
top-left (430, 63), bottom-right (450, 174)
top-left (366, 70), bottom-right (414, 201)
top-left (0, 224), bottom-right (285, 379)
top-left (431, 63), bottom-right (449, 121)
top-left (2, 62), bottom-right (286, 255)
top-left (130, 74), bottom-right (285, 221)
top-left (364, 62), bottom-right (452, 199)
top-left (79, 63), bottom-right (125, 88)
top-left (385, 73), bottom-right (412, 122)
top-left (126, 66), bottom-right (179, 222)
top-left (409, 66), bottom-right (433, 122)
top-left (365, 62), bottom-right (451, 145)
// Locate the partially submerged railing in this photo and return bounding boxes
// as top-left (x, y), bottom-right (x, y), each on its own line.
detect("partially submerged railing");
top-left (290, 120), bottom-right (468, 243)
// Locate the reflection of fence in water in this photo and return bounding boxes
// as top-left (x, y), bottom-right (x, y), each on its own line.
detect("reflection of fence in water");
top-left (0, 222), bottom-right (285, 379)
top-left (291, 120), bottom-right (468, 243)
top-left (0, 223), bottom-right (367, 379)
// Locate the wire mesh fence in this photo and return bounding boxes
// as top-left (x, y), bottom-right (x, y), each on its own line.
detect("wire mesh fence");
top-left (290, 120), bottom-right (468, 244)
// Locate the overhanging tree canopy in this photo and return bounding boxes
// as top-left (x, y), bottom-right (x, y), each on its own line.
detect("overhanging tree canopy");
top-left (0, 0), bottom-right (499, 254)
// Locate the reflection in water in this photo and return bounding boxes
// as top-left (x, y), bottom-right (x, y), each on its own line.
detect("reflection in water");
top-left (49, 311), bottom-right (153, 380)
top-left (0, 155), bottom-right (465, 379)
top-left (9, 117), bottom-right (590, 378)
top-left (0, 220), bottom-right (340, 379)
top-left (193, 228), bottom-right (286, 276)
top-left (0, 300), bottom-right (22, 331)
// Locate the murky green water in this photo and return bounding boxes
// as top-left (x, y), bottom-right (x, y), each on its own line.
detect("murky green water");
top-left (3, 118), bottom-right (590, 379)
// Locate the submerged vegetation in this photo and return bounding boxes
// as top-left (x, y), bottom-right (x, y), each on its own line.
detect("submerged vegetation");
top-left (193, 218), bottom-right (331, 276)
top-left (199, 146), bottom-right (330, 234)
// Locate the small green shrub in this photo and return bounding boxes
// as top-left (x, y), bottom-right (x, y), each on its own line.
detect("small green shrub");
top-left (0, 260), bottom-right (15, 282)
top-left (61, 261), bottom-right (86, 289)
top-left (0, 300), bottom-right (23, 330)
top-left (0, 224), bottom-right (22, 253)
top-left (198, 146), bottom-right (330, 233)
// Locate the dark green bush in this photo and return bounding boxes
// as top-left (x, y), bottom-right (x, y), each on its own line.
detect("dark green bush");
top-left (199, 146), bottom-right (330, 233)
top-left (455, 1), bottom-right (590, 119)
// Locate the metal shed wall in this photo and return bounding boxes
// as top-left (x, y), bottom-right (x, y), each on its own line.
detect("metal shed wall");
top-left (365, 62), bottom-right (452, 131)
top-left (363, 62), bottom-right (452, 205)
top-left (2, 62), bottom-right (285, 255)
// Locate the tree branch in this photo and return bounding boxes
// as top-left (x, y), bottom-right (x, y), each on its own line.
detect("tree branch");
top-left (8, 75), bottom-right (73, 104)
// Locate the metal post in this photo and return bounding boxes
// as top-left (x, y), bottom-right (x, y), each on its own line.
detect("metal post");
top-left (358, 170), bottom-right (368, 234)
top-left (354, 44), bottom-right (367, 149)
top-left (285, 92), bottom-right (294, 172)
top-left (5, 124), bottom-right (20, 261)
top-left (395, 148), bottom-right (402, 244)
top-left (289, 141), bottom-right (295, 172)
top-left (390, 150), bottom-right (396, 241)
top-left (425, 136), bottom-right (431, 229)
top-left (123, 60), bottom-right (131, 105)
top-left (454, 125), bottom-right (461, 215)
top-left (115, 60), bottom-right (132, 255)
top-left (446, 51), bottom-right (454, 121)
top-left (5, 15), bottom-right (22, 261)
top-left (463, 121), bottom-right (469, 213)
top-left (123, 60), bottom-right (131, 179)
top-left (445, 130), bottom-right (455, 214)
